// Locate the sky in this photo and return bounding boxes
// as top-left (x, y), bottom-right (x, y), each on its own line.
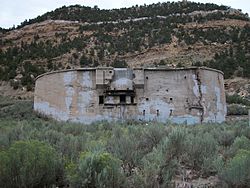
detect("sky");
top-left (0, 0), bottom-right (249, 28)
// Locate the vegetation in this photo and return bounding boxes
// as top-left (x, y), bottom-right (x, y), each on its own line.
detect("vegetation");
top-left (1, 95), bottom-right (250, 187)
top-left (14, 2), bottom-right (230, 29)
top-left (0, 2), bottom-right (249, 186)
top-left (227, 93), bottom-right (250, 106)
top-left (0, 140), bottom-right (61, 188)
top-left (193, 24), bottom-right (250, 79)
top-left (220, 149), bottom-right (250, 187)
top-left (67, 150), bottom-right (124, 187)
top-left (0, 2), bottom-right (249, 91)
top-left (227, 104), bottom-right (249, 115)
top-left (226, 94), bottom-right (250, 115)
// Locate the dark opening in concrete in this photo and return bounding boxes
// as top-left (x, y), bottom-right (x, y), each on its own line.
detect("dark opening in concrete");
top-left (120, 95), bottom-right (126, 103)
top-left (131, 96), bottom-right (134, 104)
top-left (99, 96), bottom-right (104, 104)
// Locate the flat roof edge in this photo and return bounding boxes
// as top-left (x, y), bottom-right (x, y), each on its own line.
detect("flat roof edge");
top-left (35, 66), bottom-right (223, 80)
top-left (35, 68), bottom-right (105, 80)
top-left (142, 67), bottom-right (224, 75)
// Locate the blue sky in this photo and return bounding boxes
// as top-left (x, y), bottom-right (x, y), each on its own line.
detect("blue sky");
top-left (0, 0), bottom-right (249, 28)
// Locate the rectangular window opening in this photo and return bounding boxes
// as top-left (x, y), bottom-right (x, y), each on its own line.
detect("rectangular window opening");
top-left (131, 96), bottom-right (134, 104)
top-left (99, 96), bottom-right (104, 104)
top-left (120, 95), bottom-right (126, 103)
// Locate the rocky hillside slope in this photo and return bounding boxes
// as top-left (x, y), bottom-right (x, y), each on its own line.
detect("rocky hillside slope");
top-left (0, 1), bottom-right (250, 100)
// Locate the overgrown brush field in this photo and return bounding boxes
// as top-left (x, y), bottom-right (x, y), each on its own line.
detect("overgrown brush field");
top-left (0, 96), bottom-right (250, 188)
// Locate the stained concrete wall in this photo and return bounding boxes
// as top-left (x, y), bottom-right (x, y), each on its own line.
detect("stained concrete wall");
top-left (34, 67), bottom-right (226, 124)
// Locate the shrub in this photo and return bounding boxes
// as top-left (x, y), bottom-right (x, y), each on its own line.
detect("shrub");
top-left (0, 140), bottom-right (61, 188)
top-left (227, 104), bottom-right (249, 115)
top-left (0, 99), bottom-right (36, 120)
top-left (220, 150), bottom-right (250, 187)
top-left (229, 136), bottom-right (250, 157)
top-left (142, 138), bottom-right (178, 188)
top-left (26, 83), bottom-right (33, 91)
top-left (201, 156), bottom-right (224, 176)
top-left (10, 79), bottom-right (19, 90)
top-left (67, 150), bottom-right (124, 188)
top-left (226, 94), bottom-right (250, 106)
top-left (107, 126), bottom-right (145, 175)
top-left (166, 127), bottom-right (187, 160)
top-left (232, 136), bottom-right (250, 150)
top-left (185, 132), bottom-right (218, 172)
top-left (137, 123), bottom-right (167, 156)
top-left (111, 59), bottom-right (128, 68)
top-left (124, 173), bottom-right (145, 188)
top-left (232, 120), bottom-right (250, 138)
top-left (243, 127), bottom-right (250, 139)
top-left (217, 130), bottom-right (235, 147)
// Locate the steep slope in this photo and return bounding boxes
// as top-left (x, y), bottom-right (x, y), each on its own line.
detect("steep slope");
top-left (0, 1), bottom-right (250, 99)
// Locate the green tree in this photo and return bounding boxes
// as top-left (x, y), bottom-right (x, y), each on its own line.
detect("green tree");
top-left (111, 59), bottom-right (128, 68)
top-left (80, 54), bottom-right (91, 67)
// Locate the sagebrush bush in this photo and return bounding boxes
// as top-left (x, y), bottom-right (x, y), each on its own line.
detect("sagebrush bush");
top-left (228, 136), bottom-right (250, 157)
top-left (220, 150), bottom-right (250, 187)
top-left (226, 94), bottom-right (250, 106)
top-left (184, 132), bottom-right (218, 172)
top-left (227, 104), bottom-right (249, 115)
top-left (217, 130), bottom-right (235, 147)
top-left (108, 127), bottom-right (134, 168)
top-left (1, 96), bottom-right (250, 187)
top-left (142, 139), bottom-right (178, 188)
top-left (142, 123), bottom-right (168, 152)
top-left (67, 150), bottom-right (124, 188)
top-left (201, 156), bottom-right (224, 176)
top-left (166, 127), bottom-right (187, 160)
top-left (0, 140), bottom-right (61, 188)
top-left (0, 99), bottom-right (36, 120)
top-left (243, 127), bottom-right (250, 139)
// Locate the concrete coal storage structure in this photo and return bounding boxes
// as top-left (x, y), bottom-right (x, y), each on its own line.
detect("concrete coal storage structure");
top-left (34, 67), bottom-right (227, 124)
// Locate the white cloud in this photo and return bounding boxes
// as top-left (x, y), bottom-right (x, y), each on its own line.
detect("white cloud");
top-left (0, 0), bottom-right (249, 28)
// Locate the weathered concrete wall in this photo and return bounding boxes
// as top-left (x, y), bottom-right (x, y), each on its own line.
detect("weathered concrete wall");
top-left (34, 67), bottom-right (226, 124)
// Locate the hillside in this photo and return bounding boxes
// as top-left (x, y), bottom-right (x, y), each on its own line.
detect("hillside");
top-left (0, 1), bottom-right (250, 99)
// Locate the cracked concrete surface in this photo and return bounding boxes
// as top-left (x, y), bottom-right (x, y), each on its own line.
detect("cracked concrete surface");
top-left (34, 67), bottom-right (226, 124)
